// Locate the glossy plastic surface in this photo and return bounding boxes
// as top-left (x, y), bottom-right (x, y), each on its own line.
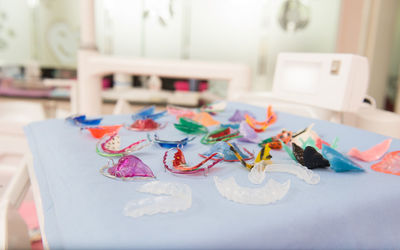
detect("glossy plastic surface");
top-left (291, 124), bottom-right (319, 146)
top-left (96, 134), bottom-right (149, 158)
top-left (85, 125), bottom-right (123, 139)
top-left (214, 176), bottom-right (290, 205)
top-left (292, 143), bottom-right (305, 165)
top-left (124, 181), bottom-right (192, 218)
top-left (100, 155), bottom-right (155, 180)
top-left (322, 145), bottom-right (364, 172)
top-left (280, 139), bottom-right (297, 161)
top-left (227, 142), bottom-right (271, 169)
top-left (303, 146), bottom-right (330, 169)
top-left (199, 141), bottom-right (253, 162)
top-left (163, 147), bottom-right (223, 175)
top-left (67, 114), bottom-right (102, 126)
top-left (244, 106), bottom-right (277, 132)
top-left (200, 127), bottom-right (241, 144)
top-left (192, 112), bottom-right (220, 127)
top-left (238, 121), bottom-right (259, 143)
top-left (249, 162), bottom-right (320, 185)
top-left (316, 137), bottom-right (339, 150)
top-left (147, 133), bottom-right (195, 148)
top-left (131, 106), bottom-right (166, 121)
top-left (259, 130), bottom-right (292, 149)
top-left (220, 123), bottom-right (240, 129)
top-left (127, 119), bottom-right (166, 131)
top-left (132, 106), bottom-right (155, 120)
top-left (300, 137), bottom-right (319, 151)
top-left (348, 139), bottom-right (392, 162)
top-left (228, 110), bottom-right (255, 122)
top-left (167, 105), bottom-right (196, 119)
top-left (174, 117), bottom-right (208, 134)
top-left (371, 151), bottom-right (400, 175)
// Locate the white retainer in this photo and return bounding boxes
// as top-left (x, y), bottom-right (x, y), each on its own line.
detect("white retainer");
top-left (214, 176), bottom-right (290, 205)
top-left (248, 162), bottom-right (320, 185)
top-left (124, 181), bottom-right (192, 218)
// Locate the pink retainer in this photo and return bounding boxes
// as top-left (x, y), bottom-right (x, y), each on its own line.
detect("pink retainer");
top-left (371, 151), bottom-right (400, 176)
top-left (348, 139), bottom-right (392, 162)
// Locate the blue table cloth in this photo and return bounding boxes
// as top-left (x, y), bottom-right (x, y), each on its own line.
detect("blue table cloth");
top-left (25, 102), bottom-right (400, 249)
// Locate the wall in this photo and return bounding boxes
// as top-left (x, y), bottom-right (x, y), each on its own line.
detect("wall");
top-left (0, 0), bottom-right (31, 65)
top-left (0, 0), bottom-right (341, 90)
top-left (95, 0), bottom-right (341, 91)
top-left (389, 5), bottom-right (400, 77)
top-left (35, 0), bottom-right (79, 68)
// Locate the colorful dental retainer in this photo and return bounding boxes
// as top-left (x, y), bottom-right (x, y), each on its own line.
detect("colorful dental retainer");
top-left (285, 134), bottom-right (330, 169)
top-left (147, 133), bottom-right (196, 148)
top-left (348, 138), bottom-right (392, 162)
top-left (228, 110), bottom-right (256, 123)
top-left (192, 112), bottom-right (220, 127)
top-left (291, 124), bottom-right (337, 150)
top-left (285, 139), bottom-right (363, 172)
top-left (167, 105), bottom-right (196, 119)
top-left (245, 106), bottom-right (277, 132)
top-left (174, 117), bottom-right (208, 134)
top-left (66, 114), bottom-right (102, 127)
top-left (238, 122), bottom-right (259, 143)
top-left (259, 129), bottom-right (293, 149)
top-left (292, 144), bottom-right (330, 169)
top-left (291, 124), bottom-right (319, 147)
top-left (124, 181), bottom-right (192, 218)
top-left (371, 151), bottom-right (400, 176)
top-left (220, 123), bottom-right (240, 129)
top-left (199, 141), bottom-right (254, 162)
top-left (84, 125), bottom-right (123, 139)
top-left (227, 142), bottom-right (272, 170)
top-left (132, 106), bottom-right (166, 121)
top-left (127, 118), bottom-right (166, 131)
top-left (281, 135), bottom-right (342, 170)
top-left (321, 145), bottom-right (364, 172)
top-left (100, 155), bottom-right (155, 180)
top-left (127, 106), bottom-right (167, 131)
top-left (249, 161), bottom-right (320, 185)
top-left (214, 176), bottom-right (290, 205)
top-left (163, 146), bottom-right (223, 175)
top-left (200, 127), bottom-right (241, 145)
top-left (96, 133), bottom-right (149, 157)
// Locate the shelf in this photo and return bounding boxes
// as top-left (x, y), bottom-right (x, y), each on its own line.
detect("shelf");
top-left (101, 88), bottom-right (219, 107)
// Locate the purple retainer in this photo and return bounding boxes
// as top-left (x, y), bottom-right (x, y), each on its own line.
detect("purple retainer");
top-left (102, 155), bottom-right (155, 180)
top-left (229, 110), bottom-right (255, 123)
top-left (238, 121), bottom-right (259, 143)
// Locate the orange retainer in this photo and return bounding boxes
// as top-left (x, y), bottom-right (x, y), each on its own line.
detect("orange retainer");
top-left (192, 112), bottom-right (220, 127)
top-left (86, 125), bottom-right (123, 139)
top-left (245, 106), bottom-right (277, 132)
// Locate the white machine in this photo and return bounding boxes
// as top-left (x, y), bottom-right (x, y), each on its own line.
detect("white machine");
top-left (239, 52), bottom-right (400, 138)
top-left (272, 53), bottom-right (369, 113)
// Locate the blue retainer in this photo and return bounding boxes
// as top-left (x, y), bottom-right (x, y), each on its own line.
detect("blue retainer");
top-left (200, 141), bottom-right (252, 161)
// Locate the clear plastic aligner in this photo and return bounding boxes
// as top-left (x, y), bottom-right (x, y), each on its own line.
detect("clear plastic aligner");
top-left (248, 162), bottom-right (320, 185)
top-left (124, 181), bottom-right (192, 218)
top-left (213, 176), bottom-right (290, 205)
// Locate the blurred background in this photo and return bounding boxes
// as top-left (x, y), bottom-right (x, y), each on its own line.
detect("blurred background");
top-left (0, 0), bottom-right (398, 116)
